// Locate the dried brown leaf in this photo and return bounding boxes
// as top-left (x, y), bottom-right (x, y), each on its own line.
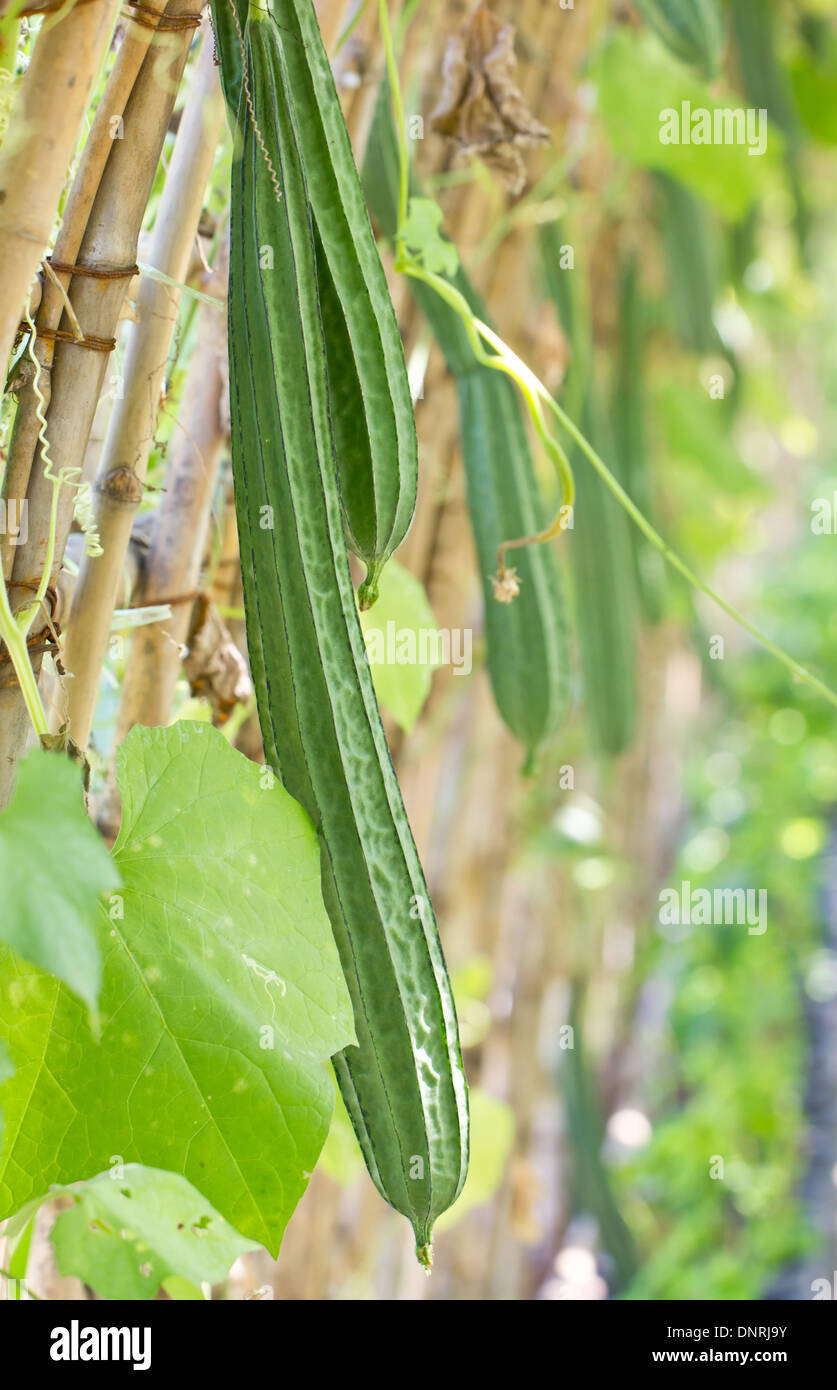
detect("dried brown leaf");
top-left (431, 3), bottom-right (550, 195)
top-left (184, 595), bottom-right (252, 722)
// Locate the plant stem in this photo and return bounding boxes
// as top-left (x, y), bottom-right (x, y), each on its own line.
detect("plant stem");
top-left (0, 580), bottom-right (48, 735)
top-left (399, 261), bottom-right (575, 517)
top-left (334, 0), bottom-right (368, 54)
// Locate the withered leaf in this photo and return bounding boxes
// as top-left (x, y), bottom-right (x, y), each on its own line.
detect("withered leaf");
top-left (431, 3), bottom-right (550, 195)
top-left (184, 595), bottom-right (252, 722)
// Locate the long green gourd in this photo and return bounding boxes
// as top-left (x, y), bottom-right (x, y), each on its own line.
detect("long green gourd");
top-left (363, 92), bottom-right (570, 766)
top-left (458, 372), bottom-right (570, 769)
top-left (214, 0), bottom-right (468, 1261)
top-left (215, 0), bottom-right (416, 607)
top-left (571, 392), bottom-right (638, 756)
top-left (612, 258), bottom-right (665, 626)
top-left (654, 171), bottom-right (720, 358)
top-left (540, 224), bottom-right (637, 757)
top-left (633, 0), bottom-right (725, 76)
top-left (729, 0), bottom-right (810, 266)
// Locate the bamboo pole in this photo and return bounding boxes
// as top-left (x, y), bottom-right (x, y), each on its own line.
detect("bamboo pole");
top-left (61, 31), bottom-right (225, 749)
top-left (110, 232), bottom-right (229, 737)
top-left (314, 0), bottom-right (351, 54)
top-left (2, 9), bottom-right (163, 581)
top-left (0, 0), bottom-right (203, 807)
top-left (0, 0), bottom-right (120, 386)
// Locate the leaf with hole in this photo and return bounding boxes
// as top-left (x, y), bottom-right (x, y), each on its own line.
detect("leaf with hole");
top-left (51, 1165), bottom-right (260, 1300)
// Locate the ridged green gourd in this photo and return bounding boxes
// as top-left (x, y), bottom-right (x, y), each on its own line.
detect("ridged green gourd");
top-left (213, 0), bottom-right (469, 1261)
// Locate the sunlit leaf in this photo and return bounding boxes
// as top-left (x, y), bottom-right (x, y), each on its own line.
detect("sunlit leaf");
top-left (0, 723), bottom-right (355, 1253)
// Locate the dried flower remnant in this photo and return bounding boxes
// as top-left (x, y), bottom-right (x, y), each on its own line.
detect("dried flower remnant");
top-left (491, 566), bottom-right (521, 603)
top-left (430, 3), bottom-right (550, 195)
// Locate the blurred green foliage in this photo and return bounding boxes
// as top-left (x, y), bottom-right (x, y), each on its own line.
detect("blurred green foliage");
top-left (545, 0), bottom-right (837, 1299)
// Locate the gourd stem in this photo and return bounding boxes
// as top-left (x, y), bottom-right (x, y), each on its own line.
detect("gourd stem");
top-left (0, 583), bottom-right (49, 736)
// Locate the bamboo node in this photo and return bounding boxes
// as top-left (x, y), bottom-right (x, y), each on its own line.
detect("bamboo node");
top-left (45, 257), bottom-right (139, 282)
top-left (122, 2), bottom-right (203, 31)
top-left (7, 580), bottom-right (59, 616)
top-left (18, 323), bottom-right (116, 353)
top-left (96, 466), bottom-right (145, 506)
top-left (127, 588), bottom-right (202, 609)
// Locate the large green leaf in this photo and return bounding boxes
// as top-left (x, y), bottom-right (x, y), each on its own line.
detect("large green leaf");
top-left (0, 723), bottom-right (355, 1253)
top-left (51, 1165), bottom-right (260, 1300)
top-left (0, 748), bottom-right (119, 1013)
top-left (593, 31), bottom-right (782, 217)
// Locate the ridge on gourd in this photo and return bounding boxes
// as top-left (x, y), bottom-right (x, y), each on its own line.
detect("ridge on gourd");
top-left (216, 1), bottom-right (469, 1261)
top-left (363, 89), bottom-right (570, 767)
top-left (212, 0), bottom-right (417, 608)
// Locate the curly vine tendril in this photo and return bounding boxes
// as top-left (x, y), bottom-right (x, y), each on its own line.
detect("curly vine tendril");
top-left (23, 307), bottom-right (103, 564)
